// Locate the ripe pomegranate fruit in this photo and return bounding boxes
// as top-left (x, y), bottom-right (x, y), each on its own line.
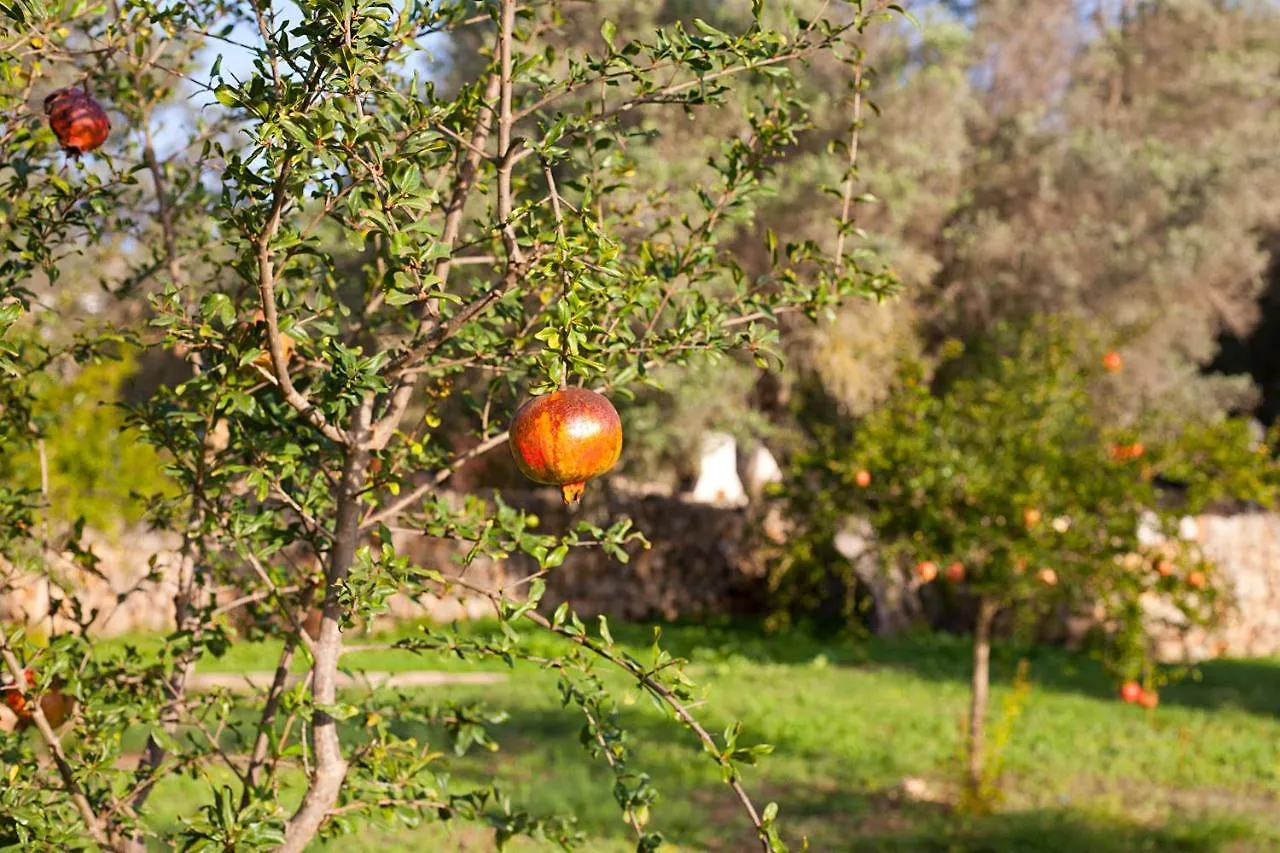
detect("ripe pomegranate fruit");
top-left (914, 560), bottom-right (938, 583)
top-left (1102, 351), bottom-right (1123, 373)
top-left (1, 670), bottom-right (34, 719)
top-left (1187, 570), bottom-right (1207, 590)
top-left (509, 388), bottom-right (622, 506)
top-left (1154, 558), bottom-right (1174, 578)
top-left (945, 561), bottom-right (965, 583)
top-left (44, 88), bottom-right (110, 155)
top-left (1119, 681), bottom-right (1143, 704)
top-left (1137, 689), bottom-right (1159, 710)
top-left (1, 669), bottom-right (74, 730)
top-left (1109, 442), bottom-right (1145, 462)
top-left (854, 469), bottom-right (872, 488)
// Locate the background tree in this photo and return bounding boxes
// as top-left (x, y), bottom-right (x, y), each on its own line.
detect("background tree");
top-left (777, 317), bottom-right (1274, 805)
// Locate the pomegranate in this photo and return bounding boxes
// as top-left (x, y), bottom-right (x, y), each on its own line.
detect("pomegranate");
top-left (1119, 681), bottom-right (1143, 704)
top-left (1022, 507), bottom-right (1041, 528)
top-left (854, 469), bottom-right (872, 488)
top-left (1, 670), bottom-right (34, 719)
top-left (1, 669), bottom-right (74, 730)
top-left (1187, 570), bottom-right (1207, 590)
top-left (1137, 689), bottom-right (1159, 710)
top-left (1102, 351), bottom-right (1123, 373)
top-left (509, 387), bottom-right (622, 506)
top-left (914, 560), bottom-right (938, 583)
top-left (945, 561), bottom-right (965, 583)
top-left (44, 88), bottom-right (110, 155)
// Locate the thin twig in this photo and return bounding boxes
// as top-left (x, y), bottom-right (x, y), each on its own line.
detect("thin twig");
top-left (833, 60), bottom-right (864, 272)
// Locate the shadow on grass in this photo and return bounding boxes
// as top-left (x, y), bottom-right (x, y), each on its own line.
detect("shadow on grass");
top-left (588, 618), bottom-right (1280, 719)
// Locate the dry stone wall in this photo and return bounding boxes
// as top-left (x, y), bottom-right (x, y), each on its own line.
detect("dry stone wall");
top-left (3, 497), bottom-right (1279, 664)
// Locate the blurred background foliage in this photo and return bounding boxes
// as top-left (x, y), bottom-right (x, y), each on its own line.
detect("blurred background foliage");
top-left (6, 0), bottom-right (1280, 523)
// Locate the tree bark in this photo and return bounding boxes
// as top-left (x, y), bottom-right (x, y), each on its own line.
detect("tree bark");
top-left (280, 406), bottom-right (371, 852)
top-left (967, 597), bottom-right (998, 796)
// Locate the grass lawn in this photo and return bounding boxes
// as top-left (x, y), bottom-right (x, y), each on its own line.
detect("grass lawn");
top-left (107, 621), bottom-right (1280, 852)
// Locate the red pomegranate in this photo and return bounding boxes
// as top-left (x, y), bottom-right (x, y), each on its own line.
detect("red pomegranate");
top-left (914, 560), bottom-right (938, 583)
top-left (509, 387), bottom-right (622, 506)
top-left (1137, 689), bottom-right (1159, 710)
top-left (1102, 351), bottom-right (1123, 374)
top-left (44, 88), bottom-right (110, 155)
top-left (945, 561), bottom-right (966, 583)
top-left (854, 469), bottom-right (872, 488)
top-left (1, 669), bottom-right (35, 719)
top-left (1, 669), bottom-right (74, 730)
top-left (1119, 681), bottom-right (1143, 704)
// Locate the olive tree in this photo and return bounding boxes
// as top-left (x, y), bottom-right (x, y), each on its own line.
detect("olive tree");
top-left (0, 0), bottom-right (896, 850)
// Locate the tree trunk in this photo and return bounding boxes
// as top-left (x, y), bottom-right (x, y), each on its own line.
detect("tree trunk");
top-left (967, 597), bottom-right (998, 796)
top-left (281, 405), bottom-right (372, 852)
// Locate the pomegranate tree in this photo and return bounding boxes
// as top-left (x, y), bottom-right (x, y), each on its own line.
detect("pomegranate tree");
top-left (0, 0), bottom-right (897, 848)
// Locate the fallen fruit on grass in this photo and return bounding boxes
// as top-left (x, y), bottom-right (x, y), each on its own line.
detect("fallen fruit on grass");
top-left (945, 561), bottom-right (965, 583)
top-left (1119, 681), bottom-right (1143, 704)
top-left (509, 387), bottom-right (622, 506)
top-left (854, 469), bottom-right (872, 488)
top-left (1138, 689), bottom-right (1159, 709)
top-left (1102, 351), bottom-right (1123, 373)
top-left (915, 560), bottom-right (938, 583)
top-left (44, 88), bottom-right (110, 155)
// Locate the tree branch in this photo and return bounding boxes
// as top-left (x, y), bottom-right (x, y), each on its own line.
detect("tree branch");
top-left (0, 638), bottom-right (113, 849)
top-left (256, 157), bottom-right (350, 447)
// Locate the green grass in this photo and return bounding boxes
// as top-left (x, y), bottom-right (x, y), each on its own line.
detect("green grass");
top-left (113, 621), bottom-right (1280, 851)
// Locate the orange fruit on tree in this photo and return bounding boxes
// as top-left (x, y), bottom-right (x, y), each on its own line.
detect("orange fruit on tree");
top-left (914, 560), bottom-right (938, 583)
top-left (509, 388), bottom-right (623, 506)
top-left (854, 469), bottom-right (872, 488)
top-left (1102, 351), bottom-right (1123, 373)
top-left (1119, 681), bottom-right (1143, 704)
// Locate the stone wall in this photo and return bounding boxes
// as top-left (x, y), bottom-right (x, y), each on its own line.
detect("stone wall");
top-left (3, 499), bottom-right (1280, 664)
top-left (1166, 512), bottom-right (1280, 660)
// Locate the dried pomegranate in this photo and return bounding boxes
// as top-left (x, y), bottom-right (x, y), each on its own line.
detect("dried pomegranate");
top-left (509, 387), bottom-right (622, 506)
top-left (44, 88), bottom-right (110, 155)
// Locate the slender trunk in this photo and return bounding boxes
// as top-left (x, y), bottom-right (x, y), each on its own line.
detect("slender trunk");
top-left (241, 636), bottom-right (297, 807)
top-left (280, 406), bottom-right (371, 852)
top-left (967, 597), bottom-right (998, 796)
